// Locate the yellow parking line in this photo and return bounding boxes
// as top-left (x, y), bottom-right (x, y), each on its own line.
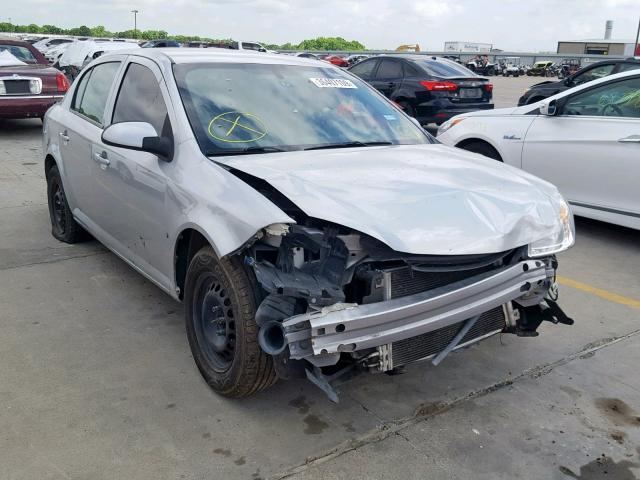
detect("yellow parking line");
top-left (557, 275), bottom-right (640, 309)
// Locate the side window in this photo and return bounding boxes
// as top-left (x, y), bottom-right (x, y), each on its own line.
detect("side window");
top-left (376, 60), bottom-right (403, 79)
top-left (563, 76), bottom-right (640, 118)
top-left (403, 62), bottom-right (420, 77)
top-left (71, 62), bottom-right (120, 125)
top-left (242, 43), bottom-right (260, 51)
top-left (349, 59), bottom-right (377, 78)
top-left (112, 62), bottom-right (170, 136)
top-left (573, 64), bottom-right (616, 86)
top-left (616, 63), bottom-right (640, 74)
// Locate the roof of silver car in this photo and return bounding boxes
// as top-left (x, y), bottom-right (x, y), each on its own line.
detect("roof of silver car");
top-left (125, 48), bottom-right (327, 67)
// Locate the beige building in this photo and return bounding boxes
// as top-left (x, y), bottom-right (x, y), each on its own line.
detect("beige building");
top-left (557, 39), bottom-right (637, 56)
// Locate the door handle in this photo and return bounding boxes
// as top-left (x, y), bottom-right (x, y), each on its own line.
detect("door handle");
top-left (59, 131), bottom-right (69, 142)
top-left (618, 135), bottom-right (640, 143)
top-left (93, 152), bottom-right (111, 167)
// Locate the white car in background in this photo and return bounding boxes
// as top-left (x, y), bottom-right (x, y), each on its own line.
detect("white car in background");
top-left (437, 69), bottom-right (640, 230)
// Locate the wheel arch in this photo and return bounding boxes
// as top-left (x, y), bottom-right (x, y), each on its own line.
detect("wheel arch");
top-left (44, 154), bottom-right (58, 177)
top-left (174, 226), bottom-right (214, 301)
top-left (455, 138), bottom-right (503, 162)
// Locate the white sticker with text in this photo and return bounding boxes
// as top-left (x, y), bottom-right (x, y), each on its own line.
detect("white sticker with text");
top-left (309, 78), bottom-right (358, 89)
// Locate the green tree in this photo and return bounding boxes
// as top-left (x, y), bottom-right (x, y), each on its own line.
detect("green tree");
top-left (68, 25), bottom-right (91, 37)
top-left (90, 25), bottom-right (109, 37)
top-left (296, 37), bottom-right (365, 51)
top-left (41, 24), bottom-right (64, 34)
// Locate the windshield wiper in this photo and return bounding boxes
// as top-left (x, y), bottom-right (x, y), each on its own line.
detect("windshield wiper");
top-left (304, 141), bottom-right (393, 151)
top-left (206, 146), bottom-right (288, 157)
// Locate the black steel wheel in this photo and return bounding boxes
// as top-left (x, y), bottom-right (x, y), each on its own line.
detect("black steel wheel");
top-left (184, 246), bottom-right (277, 397)
top-left (46, 164), bottom-right (88, 243)
top-left (192, 271), bottom-right (237, 371)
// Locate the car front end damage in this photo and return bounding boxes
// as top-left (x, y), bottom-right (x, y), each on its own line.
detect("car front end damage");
top-left (241, 220), bottom-right (572, 401)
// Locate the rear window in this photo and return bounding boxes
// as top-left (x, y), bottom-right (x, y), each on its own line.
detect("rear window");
top-left (0, 44), bottom-right (37, 63)
top-left (414, 59), bottom-right (475, 78)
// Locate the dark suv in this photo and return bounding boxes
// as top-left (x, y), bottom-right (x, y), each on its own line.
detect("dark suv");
top-left (348, 55), bottom-right (493, 125)
top-left (518, 58), bottom-right (640, 106)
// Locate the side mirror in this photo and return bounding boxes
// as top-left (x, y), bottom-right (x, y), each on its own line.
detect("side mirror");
top-left (539, 99), bottom-right (557, 116)
top-left (259, 48), bottom-right (267, 53)
top-left (102, 122), bottom-right (173, 161)
top-left (564, 77), bottom-right (573, 87)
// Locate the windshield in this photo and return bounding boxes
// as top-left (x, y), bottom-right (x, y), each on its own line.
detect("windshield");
top-left (173, 63), bottom-right (432, 155)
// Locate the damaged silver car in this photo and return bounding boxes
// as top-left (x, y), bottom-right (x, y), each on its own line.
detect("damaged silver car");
top-left (43, 49), bottom-right (575, 400)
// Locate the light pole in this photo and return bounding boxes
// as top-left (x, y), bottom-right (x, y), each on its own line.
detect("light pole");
top-left (131, 10), bottom-right (139, 39)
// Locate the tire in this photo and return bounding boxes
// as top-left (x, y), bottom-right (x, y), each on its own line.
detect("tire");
top-left (459, 141), bottom-right (502, 161)
top-left (46, 164), bottom-right (88, 243)
top-left (184, 246), bottom-right (276, 398)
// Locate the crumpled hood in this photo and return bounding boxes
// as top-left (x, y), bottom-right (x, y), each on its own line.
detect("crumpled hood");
top-left (217, 144), bottom-right (562, 255)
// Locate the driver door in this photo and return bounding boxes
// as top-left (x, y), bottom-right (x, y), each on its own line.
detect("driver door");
top-left (522, 75), bottom-right (640, 217)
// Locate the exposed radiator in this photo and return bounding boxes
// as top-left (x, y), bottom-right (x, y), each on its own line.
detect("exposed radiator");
top-left (382, 265), bottom-right (493, 300)
top-left (377, 306), bottom-right (506, 371)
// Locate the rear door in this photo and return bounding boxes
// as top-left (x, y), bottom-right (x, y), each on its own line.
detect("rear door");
top-left (522, 75), bottom-right (640, 221)
top-left (59, 60), bottom-right (122, 228)
top-left (370, 58), bottom-right (403, 98)
top-left (348, 58), bottom-right (379, 83)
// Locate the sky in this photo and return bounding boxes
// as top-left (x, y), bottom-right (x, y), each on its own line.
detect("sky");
top-left (3, 0), bottom-right (640, 51)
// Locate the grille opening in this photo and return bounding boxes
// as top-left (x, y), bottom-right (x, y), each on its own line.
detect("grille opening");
top-left (390, 306), bottom-right (506, 368)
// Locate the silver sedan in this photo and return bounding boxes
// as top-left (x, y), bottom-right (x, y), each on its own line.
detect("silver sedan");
top-left (43, 49), bottom-right (575, 400)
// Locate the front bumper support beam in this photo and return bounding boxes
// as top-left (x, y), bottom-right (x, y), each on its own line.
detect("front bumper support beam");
top-left (284, 259), bottom-right (550, 359)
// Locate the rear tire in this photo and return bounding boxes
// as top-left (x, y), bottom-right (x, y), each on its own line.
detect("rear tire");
top-left (459, 141), bottom-right (502, 161)
top-left (46, 165), bottom-right (89, 243)
top-left (184, 246), bottom-right (276, 398)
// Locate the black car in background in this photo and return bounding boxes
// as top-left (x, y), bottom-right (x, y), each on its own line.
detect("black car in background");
top-left (348, 55), bottom-right (493, 125)
top-left (518, 58), bottom-right (640, 105)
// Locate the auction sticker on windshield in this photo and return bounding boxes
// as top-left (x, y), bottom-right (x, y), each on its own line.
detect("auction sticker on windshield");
top-left (309, 78), bottom-right (357, 89)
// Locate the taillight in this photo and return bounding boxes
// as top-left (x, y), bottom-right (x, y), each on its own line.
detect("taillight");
top-left (484, 83), bottom-right (494, 93)
top-left (56, 73), bottom-right (70, 93)
top-left (420, 81), bottom-right (458, 91)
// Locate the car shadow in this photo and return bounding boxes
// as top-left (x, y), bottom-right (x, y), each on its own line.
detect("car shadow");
top-left (574, 216), bottom-right (639, 251)
top-left (0, 118), bottom-right (42, 140)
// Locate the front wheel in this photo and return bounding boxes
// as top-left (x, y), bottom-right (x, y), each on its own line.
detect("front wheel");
top-left (184, 246), bottom-right (276, 398)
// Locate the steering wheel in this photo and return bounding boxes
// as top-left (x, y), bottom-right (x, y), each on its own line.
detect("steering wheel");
top-left (601, 103), bottom-right (623, 117)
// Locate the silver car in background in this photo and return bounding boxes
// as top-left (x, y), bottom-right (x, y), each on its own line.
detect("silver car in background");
top-left (43, 49), bottom-right (575, 400)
